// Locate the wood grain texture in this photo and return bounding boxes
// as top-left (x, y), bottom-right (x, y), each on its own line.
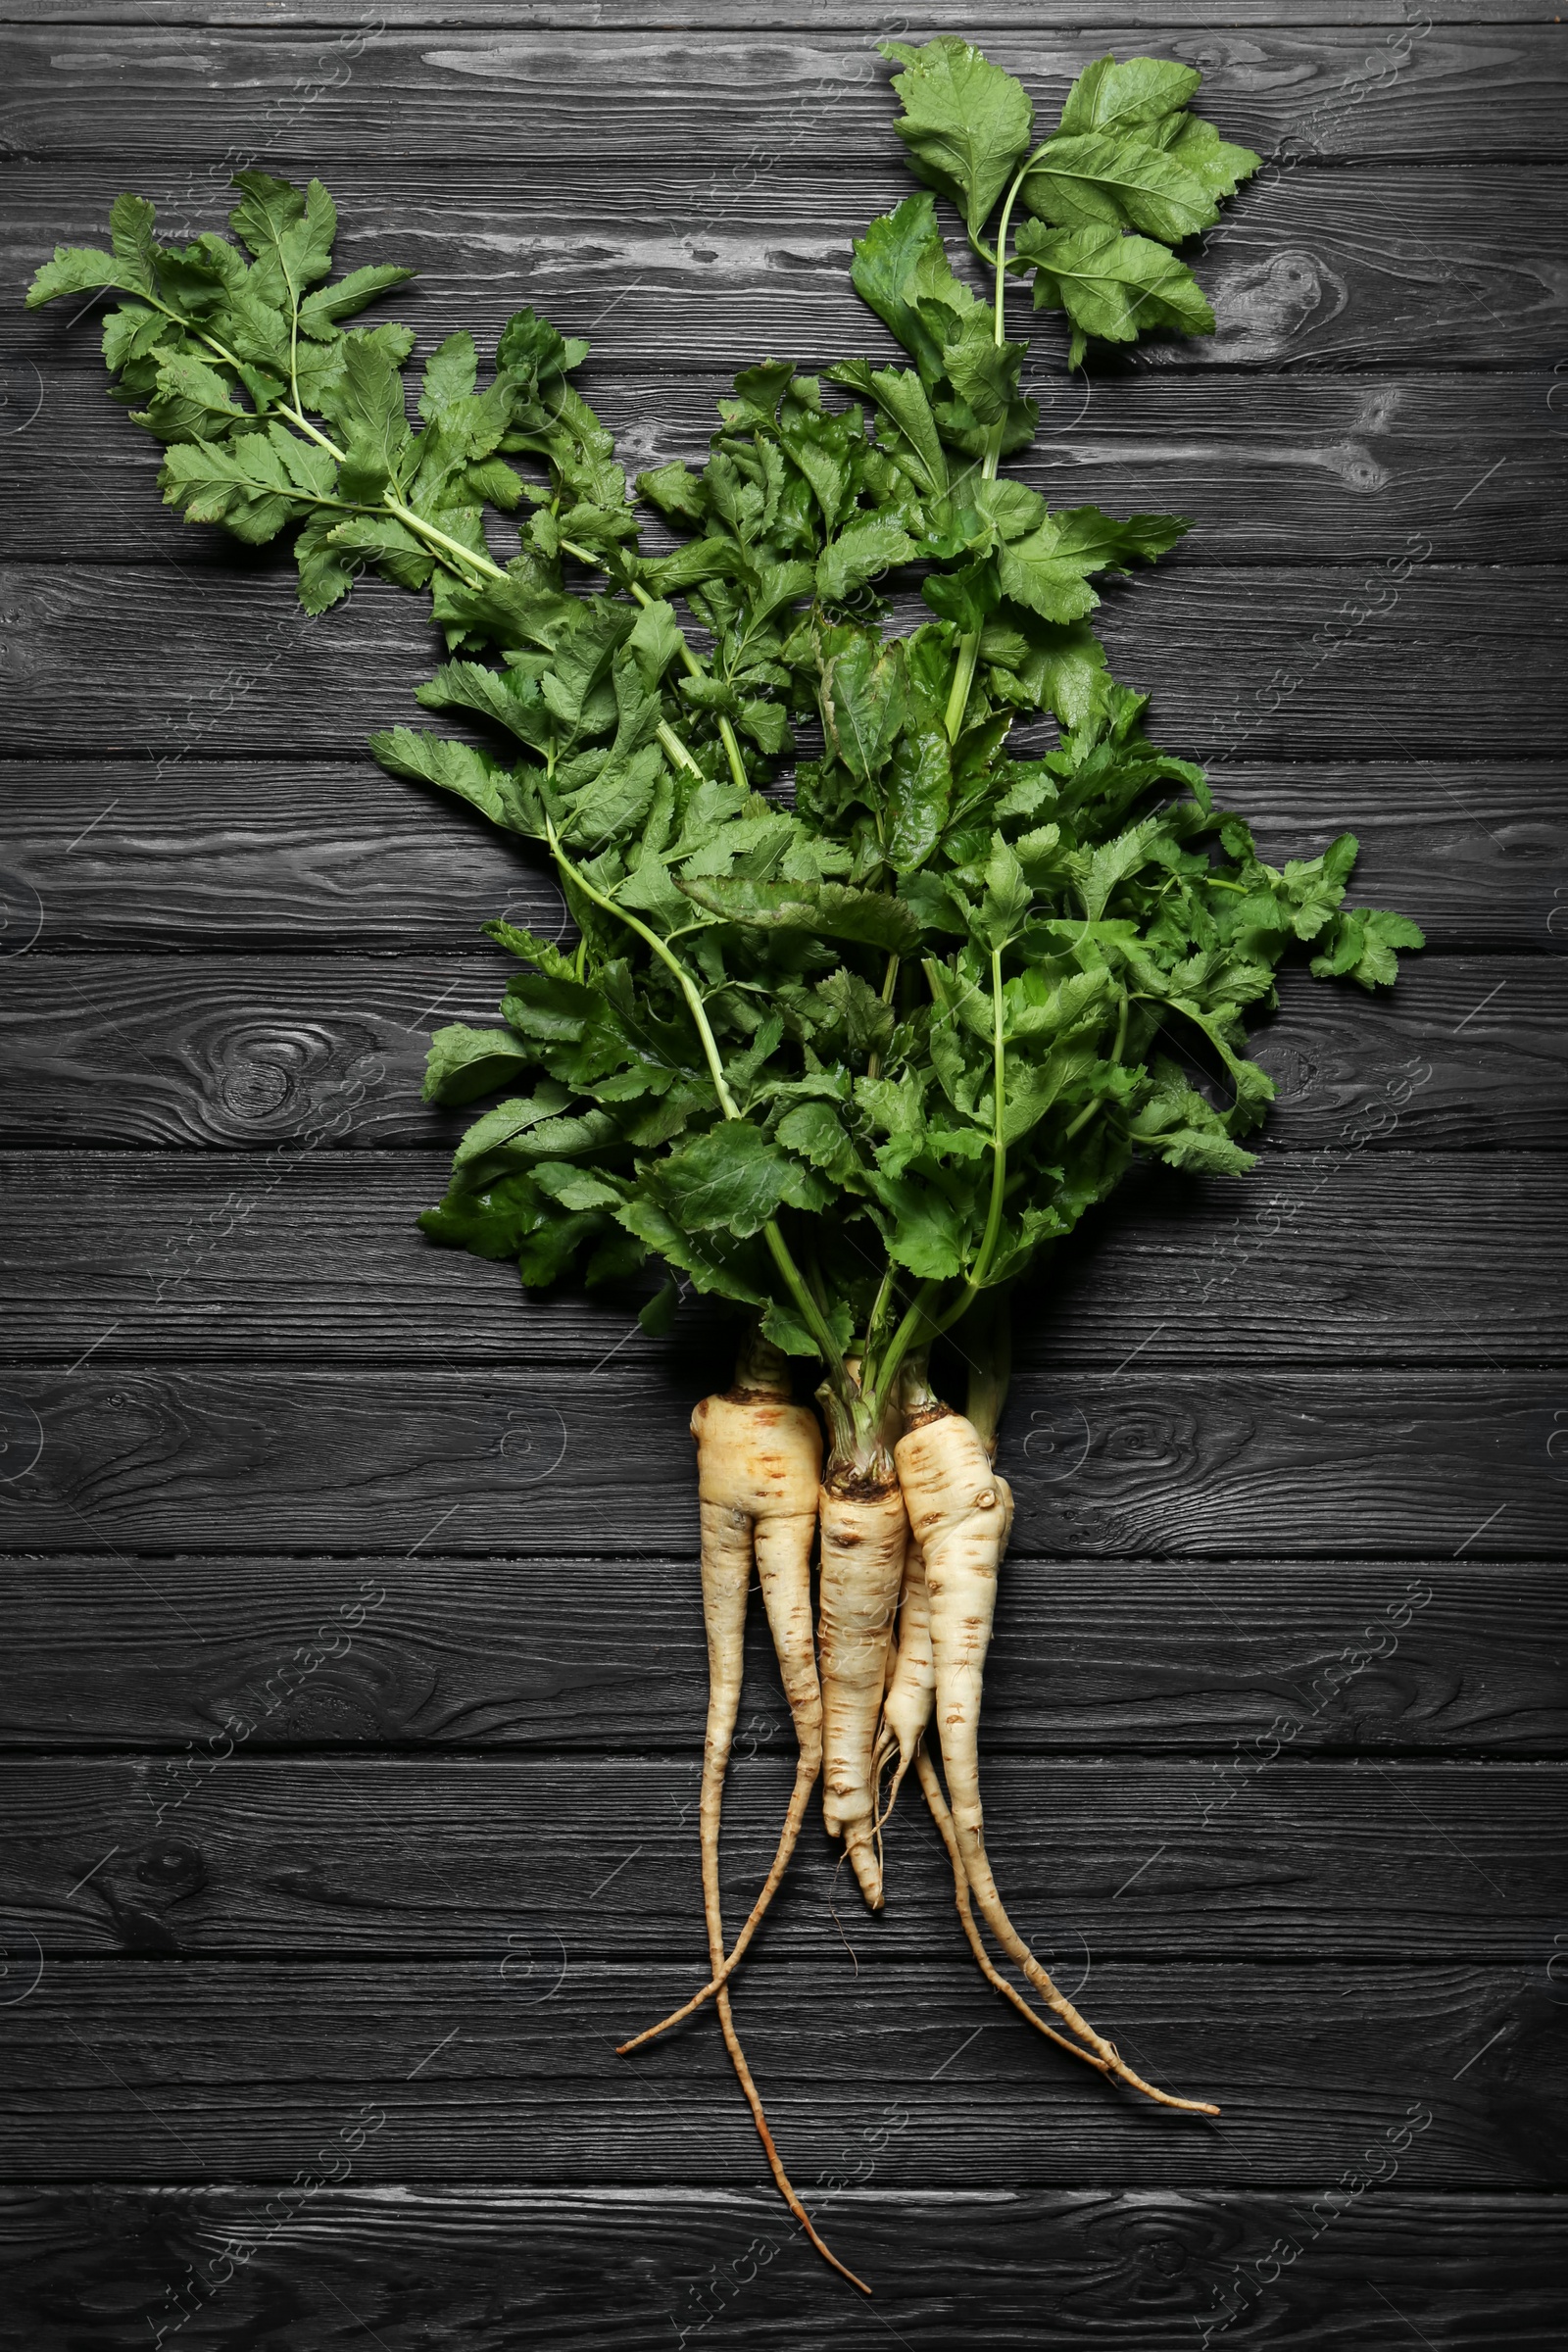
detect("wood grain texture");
top-left (4, 759), bottom-right (1565, 952)
top-left (4, 560), bottom-right (1558, 761)
top-left (12, 371), bottom-right (1563, 570)
top-left (0, 1362), bottom-right (1559, 1556)
top-left (3, 0), bottom-right (1566, 2326)
top-left (0, 1959), bottom-right (1559, 2186)
top-left (12, 166), bottom-right (1568, 374)
top-left (10, 27), bottom-right (1568, 164)
top-left (2, 955), bottom-right (1559, 1152)
top-left (4, 1750), bottom-right (1562, 1958)
top-left (8, 1555), bottom-right (1560, 1756)
top-left (2, 1152), bottom-right (1562, 1367)
top-left (12, 0), bottom-right (1559, 22)
top-left (3, 2183), bottom-right (1564, 2352)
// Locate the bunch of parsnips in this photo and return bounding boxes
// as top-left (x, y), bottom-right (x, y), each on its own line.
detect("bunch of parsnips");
top-left (30, 38), bottom-right (1422, 2288)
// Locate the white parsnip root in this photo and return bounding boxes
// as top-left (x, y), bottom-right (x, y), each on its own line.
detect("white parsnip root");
top-left (618, 1337), bottom-right (867, 2292)
top-left (871, 1534), bottom-right (933, 1834)
top-left (817, 1476), bottom-right (908, 1908)
top-left (620, 1345), bottom-right (823, 2052)
top-left (896, 1396), bottom-right (1219, 2120)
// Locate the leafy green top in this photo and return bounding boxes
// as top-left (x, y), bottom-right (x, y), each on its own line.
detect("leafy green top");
top-left (30, 42), bottom-right (1421, 1467)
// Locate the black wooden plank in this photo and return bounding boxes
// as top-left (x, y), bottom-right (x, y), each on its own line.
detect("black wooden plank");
top-left (13, 371), bottom-right (1563, 571)
top-left (0, 955), bottom-right (1556, 1152)
top-left (0, 1959), bottom-right (1558, 2187)
top-left (5, 1750), bottom-right (1562, 1958)
top-left (1, 1152), bottom-right (1560, 1367)
top-left (11, 28), bottom-right (1567, 164)
top-left (0, 1362), bottom-right (1557, 1556)
top-left (11, 166), bottom-right (1567, 373)
top-left (12, 0), bottom-right (1560, 24)
top-left (2, 2183), bottom-right (1563, 2352)
top-left (4, 759), bottom-right (1564, 954)
top-left (8, 1554), bottom-right (1560, 1755)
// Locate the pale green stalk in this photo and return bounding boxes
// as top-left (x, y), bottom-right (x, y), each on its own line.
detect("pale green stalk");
top-left (542, 815), bottom-right (848, 1388)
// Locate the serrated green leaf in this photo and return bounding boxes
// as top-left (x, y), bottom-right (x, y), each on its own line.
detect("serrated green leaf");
top-left (1310, 907), bottom-right (1426, 990)
top-left (368, 726), bottom-right (542, 835)
top-left (657, 1119), bottom-right (818, 1237)
top-left (883, 36), bottom-right (1035, 238)
top-left (1017, 220), bottom-right (1214, 360)
top-left (297, 263), bottom-right (415, 338)
top-left (816, 517), bottom-right (917, 604)
top-left (999, 504), bottom-right (1189, 621)
top-left (423, 1023), bottom-right (535, 1105)
top-left (1057, 55), bottom-right (1200, 138)
top-left (883, 728), bottom-right (952, 874)
top-left (1021, 130), bottom-right (1219, 245)
top-left (26, 242), bottom-right (127, 310)
top-left (850, 194), bottom-right (981, 385)
top-left (677, 874), bottom-right (922, 956)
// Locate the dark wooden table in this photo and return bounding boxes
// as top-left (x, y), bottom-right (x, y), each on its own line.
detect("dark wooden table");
top-left (3, 2), bottom-right (1565, 2343)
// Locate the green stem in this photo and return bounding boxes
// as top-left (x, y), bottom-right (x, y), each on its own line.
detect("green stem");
top-left (868, 1278), bottom-right (944, 1410)
top-left (543, 813), bottom-right (845, 1386)
top-left (622, 568), bottom-right (750, 793)
top-left (656, 718), bottom-right (704, 778)
top-left (944, 141), bottom-right (1056, 747)
top-left (764, 1225), bottom-right (848, 1380)
top-left (914, 946), bottom-right (1010, 1346)
top-left (716, 716), bottom-right (751, 795)
top-left (385, 496), bottom-right (506, 583)
top-left (544, 813), bottom-right (738, 1115)
top-left (971, 944), bottom-right (1009, 1292)
top-left (864, 950), bottom-right (901, 1085)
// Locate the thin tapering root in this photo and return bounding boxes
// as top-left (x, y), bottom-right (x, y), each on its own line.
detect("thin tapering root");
top-left (712, 1983), bottom-right (871, 2295)
top-left (914, 1742), bottom-right (1110, 2077)
top-left (956, 1821), bottom-right (1218, 2117)
top-left (615, 1745), bottom-right (818, 2055)
top-left (693, 1541), bottom-right (865, 2291)
top-left (620, 1429), bottom-right (823, 2053)
top-left (871, 1534), bottom-right (933, 1840)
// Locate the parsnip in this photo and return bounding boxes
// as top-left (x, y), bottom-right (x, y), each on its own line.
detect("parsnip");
top-left (896, 1397), bottom-right (1218, 2119)
top-left (621, 1333), bottom-right (864, 2288)
top-left (816, 1481), bottom-right (907, 1907)
top-left (620, 1337), bottom-right (822, 2050)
